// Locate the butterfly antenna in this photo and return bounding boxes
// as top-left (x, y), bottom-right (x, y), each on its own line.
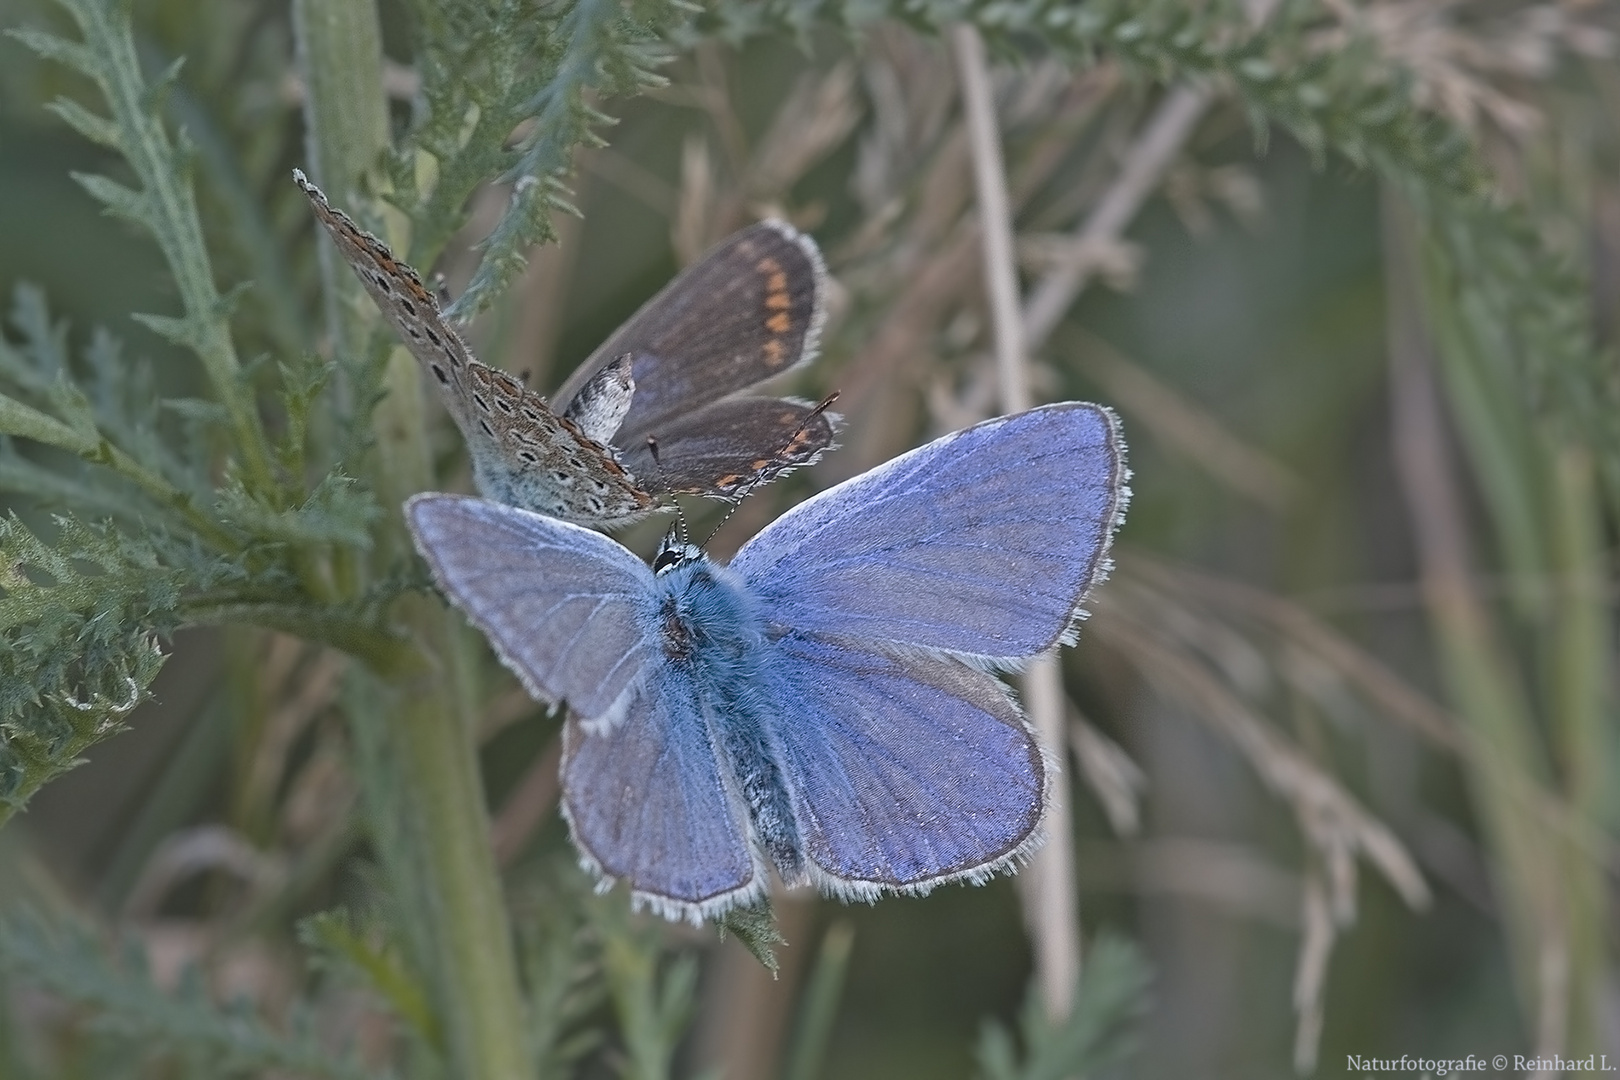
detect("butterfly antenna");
top-left (701, 390), bottom-right (839, 549)
top-left (646, 435), bottom-right (690, 545)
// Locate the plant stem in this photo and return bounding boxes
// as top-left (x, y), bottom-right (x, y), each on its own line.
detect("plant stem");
top-left (295, 3), bottom-right (534, 1078)
top-left (292, 0), bottom-right (391, 359)
top-left (952, 21), bottom-right (1079, 1020)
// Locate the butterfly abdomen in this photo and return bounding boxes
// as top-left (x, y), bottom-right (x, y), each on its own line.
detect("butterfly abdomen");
top-left (661, 561), bottom-right (806, 884)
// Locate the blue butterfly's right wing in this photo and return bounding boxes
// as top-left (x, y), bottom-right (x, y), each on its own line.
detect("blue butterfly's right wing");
top-left (561, 690), bottom-right (761, 923)
top-left (729, 403), bottom-right (1126, 665)
top-left (765, 633), bottom-right (1048, 894)
top-left (405, 494), bottom-right (654, 720)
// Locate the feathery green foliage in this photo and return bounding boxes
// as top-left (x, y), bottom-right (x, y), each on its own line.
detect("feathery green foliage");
top-left (0, 0), bottom-right (1610, 1075)
top-left (512, 864), bottom-right (612, 1075)
top-left (975, 936), bottom-right (1151, 1080)
top-left (597, 898), bottom-right (702, 1080)
top-left (10, 0), bottom-right (273, 492)
top-left (715, 902), bottom-right (788, 976)
top-left (0, 512), bottom-right (171, 823)
top-left (395, 0), bottom-right (684, 318)
top-left (0, 911), bottom-right (385, 1080)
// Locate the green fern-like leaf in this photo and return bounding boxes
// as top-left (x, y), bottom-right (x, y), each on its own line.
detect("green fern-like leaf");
top-left (12, 0), bottom-right (274, 490)
top-left (513, 862), bottom-right (611, 1076)
top-left (0, 910), bottom-right (386, 1080)
top-left (299, 907), bottom-right (440, 1044)
top-left (715, 902), bottom-right (787, 977)
top-left (593, 895), bottom-right (700, 1080)
top-left (0, 514), bottom-right (177, 824)
top-left (975, 934), bottom-right (1152, 1080)
top-left (386, 0), bottom-right (680, 318)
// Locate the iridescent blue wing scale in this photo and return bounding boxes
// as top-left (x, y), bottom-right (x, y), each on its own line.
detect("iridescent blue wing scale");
top-left (560, 694), bottom-right (761, 923)
top-left (407, 494), bottom-right (760, 920)
top-left (404, 494), bottom-right (654, 720)
top-left (764, 633), bottom-right (1048, 894)
top-left (731, 403), bottom-right (1126, 662)
top-left (730, 404), bottom-right (1126, 899)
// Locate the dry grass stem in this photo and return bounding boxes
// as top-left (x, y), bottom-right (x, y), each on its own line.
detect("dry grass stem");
top-left (1068, 713), bottom-right (1146, 837)
top-left (1074, 838), bottom-right (1301, 927)
top-left (1102, 615), bottom-right (1431, 910)
top-left (1021, 85), bottom-right (1212, 350)
top-left (1063, 331), bottom-right (1301, 510)
top-left (1131, 559), bottom-right (1462, 750)
top-left (952, 20), bottom-right (1078, 1019)
top-left (122, 826), bottom-right (287, 922)
top-left (1292, 874), bottom-right (1334, 1073)
top-left (237, 648), bottom-right (346, 832)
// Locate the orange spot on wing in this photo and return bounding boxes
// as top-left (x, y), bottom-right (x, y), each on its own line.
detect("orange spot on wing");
top-left (763, 340), bottom-right (784, 364)
top-left (766, 312), bottom-right (791, 334)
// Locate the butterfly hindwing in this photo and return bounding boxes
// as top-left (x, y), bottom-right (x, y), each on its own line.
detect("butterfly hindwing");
top-left (616, 396), bottom-right (837, 497)
top-left (404, 494), bottom-right (654, 719)
top-left (560, 696), bottom-right (761, 921)
top-left (730, 403), bottom-right (1126, 662)
top-left (764, 633), bottom-right (1048, 894)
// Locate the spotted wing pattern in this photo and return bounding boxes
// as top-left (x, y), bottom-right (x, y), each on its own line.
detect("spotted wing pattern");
top-left (295, 170), bottom-right (654, 527)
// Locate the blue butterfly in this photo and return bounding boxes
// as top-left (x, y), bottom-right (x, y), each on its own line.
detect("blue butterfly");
top-left (407, 402), bottom-right (1127, 922)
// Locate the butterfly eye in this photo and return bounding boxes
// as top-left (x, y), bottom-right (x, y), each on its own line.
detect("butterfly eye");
top-left (652, 546), bottom-right (685, 575)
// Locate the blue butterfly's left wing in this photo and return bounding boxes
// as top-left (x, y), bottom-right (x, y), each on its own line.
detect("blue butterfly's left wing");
top-left (764, 633), bottom-right (1048, 893)
top-left (730, 403), bottom-right (1125, 664)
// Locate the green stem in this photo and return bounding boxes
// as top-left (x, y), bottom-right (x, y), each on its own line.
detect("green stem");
top-left (180, 598), bottom-right (419, 677)
top-left (1546, 446), bottom-right (1612, 1054)
top-left (295, 6), bottom-right (533, 1078)
top-left (292, 0), bottom-right (392, 359)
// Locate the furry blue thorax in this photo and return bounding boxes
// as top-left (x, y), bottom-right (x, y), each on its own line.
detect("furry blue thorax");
top-left (653, 556), bottom-right (805, 882)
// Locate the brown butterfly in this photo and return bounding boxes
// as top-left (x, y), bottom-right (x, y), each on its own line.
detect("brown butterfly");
top-left (296, 170), bottom-right (835, 528)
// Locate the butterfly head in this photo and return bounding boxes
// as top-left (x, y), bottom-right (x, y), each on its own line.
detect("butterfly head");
top-left (653, 527), bottom-right (703, 576)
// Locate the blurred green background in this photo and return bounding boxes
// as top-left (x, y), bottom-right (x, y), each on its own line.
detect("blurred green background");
top-left (1, 1), bottom-right (1617, 1078)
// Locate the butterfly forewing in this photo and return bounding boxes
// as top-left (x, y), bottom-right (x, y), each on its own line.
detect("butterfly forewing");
top-left (296, 171), bottom-right (653, 527)
top-left (730, 403), bottom-right (1126, 661)
top-left (553, 220), bottom-right (836, 498)
top-left (404, 494), bottom-right (655, 719)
